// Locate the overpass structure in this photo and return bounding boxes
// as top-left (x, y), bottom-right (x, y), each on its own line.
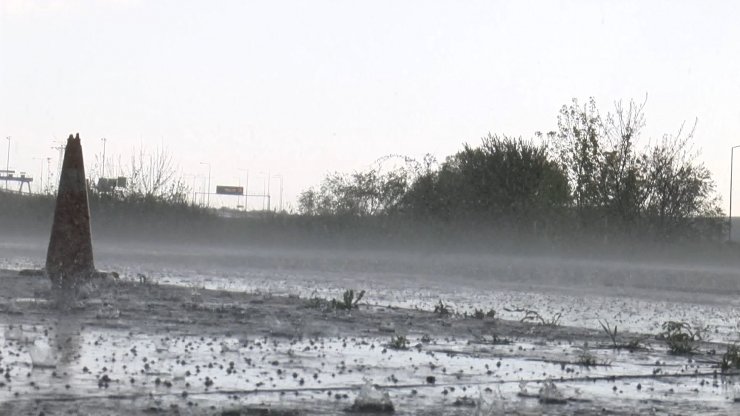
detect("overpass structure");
top-left (0, 170), bottom-right (33, 194)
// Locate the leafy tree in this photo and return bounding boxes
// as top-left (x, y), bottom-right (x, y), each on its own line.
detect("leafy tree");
top-left (554, 97), bottom-right (604, 213)
top-left (403, 134), bottom-right (569, 224)
top-left (298, 156), bottom-right (419, 216)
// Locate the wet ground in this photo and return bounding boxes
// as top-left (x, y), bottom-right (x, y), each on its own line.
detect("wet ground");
top-left (2, 238), bottom-right (740, 415)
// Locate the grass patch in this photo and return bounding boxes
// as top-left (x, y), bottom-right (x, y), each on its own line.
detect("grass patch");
top-left (625, 336), bottom-right (648, 352)
top-left (306, 289), bottom-right (366, 311)
top-left (306, 295), bottom-right (329, 310)
top-left (576, 344), bottom-right (597, 367)
top-left (470, 308), bottom-right (496, 320)
top-left (598, 319), bottom-right (649, 351)
top-left (388, 335), bottom-right (409, 350)
top-left (505, 307), bottom-right (562, 326)
top-left (434, 300), bottom-right (452, 316)
top-left (575, 343), bottom-right (611, 367)
top-left (481, 334), bottom-right (512, 345)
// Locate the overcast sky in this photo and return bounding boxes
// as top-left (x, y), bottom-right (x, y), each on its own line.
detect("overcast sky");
top-left (1, 0), bottom-right (739, 212)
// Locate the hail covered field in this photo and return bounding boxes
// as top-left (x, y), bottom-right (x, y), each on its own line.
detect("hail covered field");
top-left (2, 235), bottom-right (740, 415)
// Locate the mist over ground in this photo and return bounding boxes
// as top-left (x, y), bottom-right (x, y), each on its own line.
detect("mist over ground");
top-left (3, 151), bottom-right (740, 415)
top-left (3, 187), bottom-right (739, 302)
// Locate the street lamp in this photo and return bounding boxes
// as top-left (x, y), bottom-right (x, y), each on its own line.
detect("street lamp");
top-left (33, 157), bottom-right (45, 194)
top-left (46, 157), bottom-right (52, 193)
top-left (5, 136), bottom-right (10, 190)
top-left (730, 145), bottom-right (740, 242)
top-left (257, 171), bottom-right (269, 210)
top-left (266, 170), bottom-right (271, 211)
top-left (200, 162), bottom-right (211, 207)
top-left (238, 168), bottom-right (249, 211)
top-left (101, 138), bottom-right (107, 178)
top-left (272, 174), bottom-right (283, 212)
top-left (183, 174), bottom-right (201, 205)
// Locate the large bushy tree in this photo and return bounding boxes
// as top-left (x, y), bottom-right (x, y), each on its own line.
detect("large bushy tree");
top-left (403, 134), bottom-right (569, 224)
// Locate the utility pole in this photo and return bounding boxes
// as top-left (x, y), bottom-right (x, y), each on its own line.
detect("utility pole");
top-left (33, 157), bottom-right (45, 193)
top-left (272, 174), bottom-right (283, 212)
top-left (46, 157), bottom-right (52, 193)
top-left (183, 173), bottom-right (200, 205)
top-left (5, 136), bottom-right (10, 190)
top-left (266, 170), bottom-right (271, 211)
top-left (200, 162), bottom-right (211, 207)
top-left (51, 142), bottom-right (66, 194)
top-left (257, 172), bottom-right (267, 210)
top-left (52, 142), bottom-right (65, 178)
top-left (730, 145), bottom-right (740, 242)
top-left (238, 168), bottom-right (249, 211)
top-left (101, 138), bottom-right (107, 178)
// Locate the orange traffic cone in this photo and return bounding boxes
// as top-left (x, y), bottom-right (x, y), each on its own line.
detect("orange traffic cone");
top-left (46, 133), bottom-right (95, 291)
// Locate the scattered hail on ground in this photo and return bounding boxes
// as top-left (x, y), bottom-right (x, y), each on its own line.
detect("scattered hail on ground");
top-left (2, 241), bottom-right (740, 415)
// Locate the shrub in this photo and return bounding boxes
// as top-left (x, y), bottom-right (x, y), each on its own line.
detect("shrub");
top-left (721, 344), bottom-right (740, 372)
top-left (661, 321), bottom-right (702, 354)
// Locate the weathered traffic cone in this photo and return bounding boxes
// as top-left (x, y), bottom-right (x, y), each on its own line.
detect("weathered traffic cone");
top-left (46, 133), bottom-right (95, 292)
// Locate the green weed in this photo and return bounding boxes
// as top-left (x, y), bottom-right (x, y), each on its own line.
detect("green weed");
top-left (471, 308), bottom-right (496, 320)
top-left (506, 307), bottom-right (561, 326)
top-left (598, 319), bottom-right (618, 348)
top-left (389, 335), bottom-right (409, 350)
top-left (661, 321), bottom-right (702, 354)
top-left (434, 300), bottom-right (452, 316)
top-left (331, 289), bottom-right (365, 310)
top-left (721, 344), bottom-right (740, 372)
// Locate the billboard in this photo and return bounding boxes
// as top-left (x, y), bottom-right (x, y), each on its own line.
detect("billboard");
top-left (97, 177), bottom-right (128, 192)
top-left (216, 185), bottom-right (244, 195)
top-left (97, 178), bottom-right (117, 192)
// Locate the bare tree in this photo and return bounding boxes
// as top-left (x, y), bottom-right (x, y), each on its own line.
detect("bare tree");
top-left (122, 145), bottom-right (189, 204)
top-left (642, 121), bottom-right (721, 239)
top-left (600, 97), bottom-right (649, 222)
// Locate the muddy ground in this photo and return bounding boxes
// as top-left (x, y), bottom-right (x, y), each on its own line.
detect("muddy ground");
top-left (2, 240), bottom-right (740, 415)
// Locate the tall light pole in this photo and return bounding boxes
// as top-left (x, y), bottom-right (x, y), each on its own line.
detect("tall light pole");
top-left (5, 136), bottom-right (10, 190)
top-left (238, 168), bottom-right (249, 211)
top-left (730, 145), bottom-right (740, 242)
top-left (272, 174), bottom-right (283, 212)
top-left (46, 157), bottom-right (52, 193)
top-left (266, 170), bottom-right (271, 211)
top-left (200, 162), bottom-right (211, 207)
top-left (101, 138), bottom-right (107, 178)
top-left (183, 174), bottom-right (200, 205)
top-left (257, 172), bottom-right (268, 210)
top-left (33, 157), bottom-right (45, 194)
top-left (52, 142), bottom-right (65, 180)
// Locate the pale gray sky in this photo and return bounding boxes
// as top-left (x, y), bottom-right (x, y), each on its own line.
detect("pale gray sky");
top-left (1, 0), bottom-right (739, 211)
